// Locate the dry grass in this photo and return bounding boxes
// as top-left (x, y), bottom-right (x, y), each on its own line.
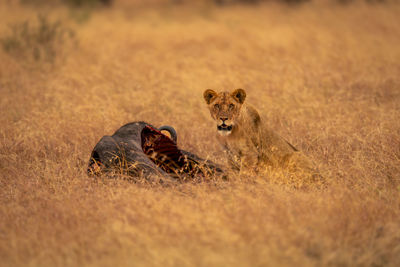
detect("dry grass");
top-left (1, 1), bottom-right (400, 266)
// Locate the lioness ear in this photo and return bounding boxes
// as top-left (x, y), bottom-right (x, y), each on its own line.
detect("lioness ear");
top-left (203, 89), bottom-right (217, 104)
top-left (231, 88), bottom-right (246, 104)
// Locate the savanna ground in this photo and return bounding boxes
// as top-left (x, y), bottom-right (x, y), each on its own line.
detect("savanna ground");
top-left (1, 0), bottom-right (400, 266)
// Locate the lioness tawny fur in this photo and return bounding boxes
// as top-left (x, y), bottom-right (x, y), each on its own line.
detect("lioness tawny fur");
top-left (203, 88), bottom-right (320, 180)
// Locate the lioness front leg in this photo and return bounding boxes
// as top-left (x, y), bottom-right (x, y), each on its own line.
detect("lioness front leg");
top-left (239, 150), bottom-right (260, 174)
top-left (225, 149), bottom-right (241, 171)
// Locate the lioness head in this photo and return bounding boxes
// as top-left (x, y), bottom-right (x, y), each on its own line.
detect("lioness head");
top-left (203, 88), bottom-right (246, 136)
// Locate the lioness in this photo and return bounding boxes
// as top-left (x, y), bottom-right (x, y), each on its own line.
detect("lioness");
top-left (203, 88), bottom-right (319, 178)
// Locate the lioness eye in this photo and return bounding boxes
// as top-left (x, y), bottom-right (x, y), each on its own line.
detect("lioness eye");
top-left (229, 104), bottom-right (234, 110)
top-left (214, 104), bottom-right (220, 109)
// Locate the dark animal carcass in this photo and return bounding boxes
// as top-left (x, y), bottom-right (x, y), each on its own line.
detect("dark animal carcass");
top-left (87, 121), bottom-right (224, 182)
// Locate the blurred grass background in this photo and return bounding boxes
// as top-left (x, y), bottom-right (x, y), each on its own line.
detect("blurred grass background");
top-left (0, 0), bottom-right (399, 266)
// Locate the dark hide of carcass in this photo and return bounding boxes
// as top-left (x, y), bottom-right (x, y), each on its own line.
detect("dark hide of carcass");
top-left (87, 121), bottom-right (224, 181)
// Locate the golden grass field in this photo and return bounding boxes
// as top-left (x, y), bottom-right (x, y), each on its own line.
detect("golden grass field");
top-left (1, 0), bottom-right (400, 266)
